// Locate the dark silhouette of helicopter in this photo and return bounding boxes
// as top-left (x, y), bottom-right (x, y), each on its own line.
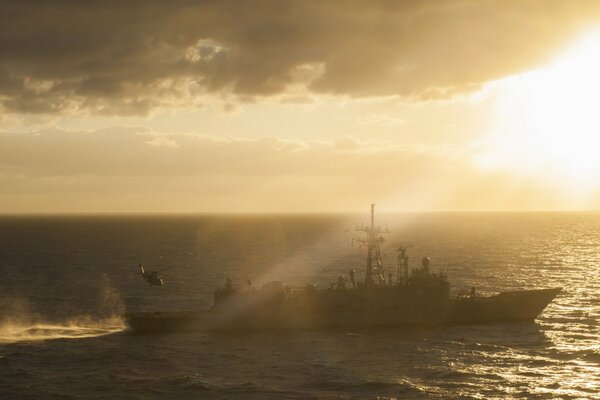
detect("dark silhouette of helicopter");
top-left (139, 264), bottom-right (164, 286)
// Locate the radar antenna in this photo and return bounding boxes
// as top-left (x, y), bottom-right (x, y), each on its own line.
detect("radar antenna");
top-left (354, 204), bottom-right (390, 285)
top-left (395, 243), bottom-right (411, 285)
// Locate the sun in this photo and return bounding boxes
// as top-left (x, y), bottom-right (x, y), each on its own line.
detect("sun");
top-left (479, 30), bottom-right (600, 188)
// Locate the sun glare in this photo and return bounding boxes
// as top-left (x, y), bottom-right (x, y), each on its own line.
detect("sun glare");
top-left (480, 30), bottom-right (600, 188)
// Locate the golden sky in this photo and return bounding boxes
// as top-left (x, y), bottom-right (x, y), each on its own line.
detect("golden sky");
top-left (2, 1), bottom-right (600, 212)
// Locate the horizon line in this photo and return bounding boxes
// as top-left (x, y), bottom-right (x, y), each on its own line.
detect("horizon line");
top-left (0, 209), bottom-right (599, 217)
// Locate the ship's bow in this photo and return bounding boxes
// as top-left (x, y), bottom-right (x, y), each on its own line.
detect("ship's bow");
top-left (449, 287), bottom-right (562, 324)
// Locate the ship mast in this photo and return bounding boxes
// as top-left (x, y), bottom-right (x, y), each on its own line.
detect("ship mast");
top-left (355, 204), bottom-right (390, 285)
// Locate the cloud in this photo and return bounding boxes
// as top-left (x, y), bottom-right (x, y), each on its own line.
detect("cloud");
top-left (2, 1), bottom-right (600, 115)
top-left (334, 136), bottom-right (360, 152)
top-left (0, 127), bottom-right (592, 212)
top-left (357, 114), bottom-right (406, 127)
top-left (0, 127), bottom-right (438, 177)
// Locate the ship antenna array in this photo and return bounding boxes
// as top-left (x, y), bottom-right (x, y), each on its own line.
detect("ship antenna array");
top-left (354, 204), bottom-right (390, 285)
top-left (394, 241), bottom-right (412, 285)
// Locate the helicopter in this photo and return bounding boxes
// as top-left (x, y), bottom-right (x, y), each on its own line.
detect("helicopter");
top-left (138, 264), bottom-right (164, 286)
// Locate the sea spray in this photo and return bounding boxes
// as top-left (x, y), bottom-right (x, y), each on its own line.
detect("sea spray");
top-left (0, 274), bottom-right (125, 344)
top-left (97, 273), bottom-right (125, 319)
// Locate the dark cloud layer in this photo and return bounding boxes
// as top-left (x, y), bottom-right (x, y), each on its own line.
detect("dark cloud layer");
top-left (2, 0), bottom-right (600, 115)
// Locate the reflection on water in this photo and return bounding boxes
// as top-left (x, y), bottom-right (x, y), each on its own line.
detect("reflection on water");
top-left (0, 213), bottom-right (599, 399)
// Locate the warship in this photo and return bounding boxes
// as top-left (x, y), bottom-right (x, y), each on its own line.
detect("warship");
top-left (125, 205), bottom-right (561, 333)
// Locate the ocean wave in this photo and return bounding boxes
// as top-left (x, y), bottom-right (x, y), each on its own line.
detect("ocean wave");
top-left (311, 377), bottom-right (424, 397)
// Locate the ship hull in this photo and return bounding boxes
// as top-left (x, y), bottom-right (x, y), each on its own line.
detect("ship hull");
top-left (446, 288), bottom-right (562, 324)
top-left (124, 288), bottom-right (561, 334)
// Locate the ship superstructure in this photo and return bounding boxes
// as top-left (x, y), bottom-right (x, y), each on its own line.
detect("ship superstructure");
top-left (356, 203), bottom-right (390, 285)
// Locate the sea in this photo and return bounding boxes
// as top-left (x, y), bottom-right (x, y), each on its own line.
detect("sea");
top-left (0, 212), bottom-right (599, 399)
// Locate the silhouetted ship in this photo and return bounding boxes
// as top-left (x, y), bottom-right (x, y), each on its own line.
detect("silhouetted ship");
top-left (125, 205), bottom-right (561, 333)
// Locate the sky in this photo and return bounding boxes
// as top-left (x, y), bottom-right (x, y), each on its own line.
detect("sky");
top-left (2, 1), bottom-right (600, 213)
